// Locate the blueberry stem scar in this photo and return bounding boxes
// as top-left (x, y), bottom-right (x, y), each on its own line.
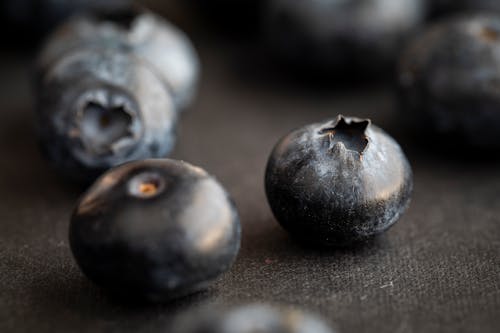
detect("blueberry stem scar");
top-left (128, 171), bottom-right (166, 199)
top-left (79, 101), bottom-right (136, 156)
top-left (479, 26), bottom-right (499, 42)
top-left (319, 116), bottom-right (370, 154)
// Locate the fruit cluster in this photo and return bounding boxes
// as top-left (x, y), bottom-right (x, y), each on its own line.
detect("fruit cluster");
top-left (21, 0), bottom-right (500, 331)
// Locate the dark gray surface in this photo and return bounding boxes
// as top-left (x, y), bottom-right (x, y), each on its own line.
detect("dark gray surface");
top-left (0, 3), bottom-right (499, 333)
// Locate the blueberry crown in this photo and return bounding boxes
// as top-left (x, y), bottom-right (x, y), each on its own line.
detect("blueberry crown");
top-left (319, 115), bottom-right (370, 155)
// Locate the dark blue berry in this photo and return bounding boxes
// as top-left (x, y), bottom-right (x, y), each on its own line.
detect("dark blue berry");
top-left (38, 8), bottom-right (200, 110)
top-left (69, 159), bottom-right (241, 302)
top-left (175, 304), bottom-right (335, 333)
top-left (265, 115), bottom-right (413, 247)
top-left (36, 8), bottom-right (199, 183)
top-left (263, 0), bottom-right (426, 74)
top-left (398, 14), bottom-right (500, 149)
top-left (36, 49), bottom-right (177, 183)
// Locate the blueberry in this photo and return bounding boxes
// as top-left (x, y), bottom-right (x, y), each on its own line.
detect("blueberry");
top-left (398, 14), bottom-right (500, 149)
top-left (265, 115), bottom-right (413, 247)
top-left (38, 6), bottom-right (200, 111)
top-left (176, 304), bottom-right (335, 333)
top-left (263, 0), bottom-right (427, 74)
top-left (69, 159), bottom-right (241, 302)
top-left (36, 49), bottom-right (177, 183)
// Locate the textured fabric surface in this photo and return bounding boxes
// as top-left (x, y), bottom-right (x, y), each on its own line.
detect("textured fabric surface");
top-left (0, 4), bottom-right (499, 333)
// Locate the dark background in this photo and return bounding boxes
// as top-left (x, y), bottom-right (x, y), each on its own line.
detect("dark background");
top-left (0, 1), bottom-right (499, 332)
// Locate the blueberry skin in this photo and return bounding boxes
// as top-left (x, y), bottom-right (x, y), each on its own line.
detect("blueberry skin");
top-left (36, 49), bottom-right (177, 183)
top-left (38, 7), bottom-right (200, 111)
top-left (176, 304), bottom-right (335, 333)
top-left (263, 0), bottom-right (426, 74)
top-left (265, 115), bottom-right (413, 247)
top-left (398, 14), bottom-right (500, 149)
top-left (69, 159), bottom-right (241, 302)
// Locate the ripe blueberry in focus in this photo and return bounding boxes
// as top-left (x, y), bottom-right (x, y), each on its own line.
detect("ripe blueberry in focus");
top-left (263, 0), bottom-right (426, 74)
top-left (176, 304), bottom-right (335, 333)
top-left (265, 115), bottom-right (413, 247)
top-left (69, 159), bottom-right (241, 302)
top-left (398, 14), bottom-right (500, 149)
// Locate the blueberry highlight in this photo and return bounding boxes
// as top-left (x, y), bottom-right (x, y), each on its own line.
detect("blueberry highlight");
top-left (69, 159), bottom-right (241, 302)
top-left (265, 115), bottom-right (413, 247)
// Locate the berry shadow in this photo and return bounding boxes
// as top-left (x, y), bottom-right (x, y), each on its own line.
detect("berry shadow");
top-left (240, 219), bottom-right (392, 261)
